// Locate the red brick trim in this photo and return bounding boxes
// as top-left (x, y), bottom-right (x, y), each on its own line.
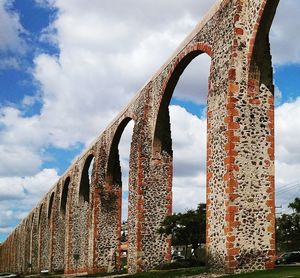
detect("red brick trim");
top-left (247, 0), bottom-right (268, 62)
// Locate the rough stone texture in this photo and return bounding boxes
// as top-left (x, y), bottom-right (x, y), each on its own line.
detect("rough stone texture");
top-left (0, 0), bottom-right (279, 275)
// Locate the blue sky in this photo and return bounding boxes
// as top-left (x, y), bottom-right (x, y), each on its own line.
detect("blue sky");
top-left (0, 0), bottom-right (299, 242)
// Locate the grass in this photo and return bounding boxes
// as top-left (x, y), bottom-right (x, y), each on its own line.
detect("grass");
top-left (114, 266), bottom-right (300, 278)
top-left (222, 266), bottom-right (300, 278)
top-left (120, 266), bottom-right (206, 277)
top-left (31, 265), bottom-right (300, 278)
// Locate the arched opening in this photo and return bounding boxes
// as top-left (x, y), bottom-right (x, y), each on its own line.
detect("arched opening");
top-left (52, 177), bottom-right (71, 273)
top-left (105, 117), bottom-right (134, 272)
top-left (27, 213), bottom-right (35, 273)
top-left (48, 192), bottom-right (55, 220)
top-left (29, 213), bottom-right (34, 270)
top-left (79, 154), bottom-right (95, 203)
top-left (38, 204), bottom-right (43, 226)
top-left (153, 49), bottom-right (208, 155)
top-left (154, 48), bottom-right (211, 264)
top-left (106, 118), bottom-right (132, 185)
top-left (61, 177), bottom-right (70, 215)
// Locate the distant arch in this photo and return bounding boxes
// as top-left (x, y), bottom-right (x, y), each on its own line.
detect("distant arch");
top-left (30, 213), bottom-right (35, 227)
top-left (38, 204), bottom-right (43, 225)
top-left (79, 154), bottom-right (95, 203)
top-left (48, 192), bottom-right (55, 220)
top-left (61, 177), bottom-right (70, 214)
top-left (106, 117), bottom-right (133, 184)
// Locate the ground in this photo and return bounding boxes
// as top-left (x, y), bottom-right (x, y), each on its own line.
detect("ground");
top-left (21, 266), bottom-right (299, 278)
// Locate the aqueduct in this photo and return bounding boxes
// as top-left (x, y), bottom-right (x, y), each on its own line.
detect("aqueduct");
top-left (0, 0), bottom-right (280, 274)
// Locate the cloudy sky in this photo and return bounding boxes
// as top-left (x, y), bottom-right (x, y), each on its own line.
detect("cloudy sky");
top-left (0, 0), bottom-right (299, 242)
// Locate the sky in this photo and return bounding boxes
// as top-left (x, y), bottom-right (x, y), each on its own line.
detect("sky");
top-left (0, 0), bottom-right (299, 242)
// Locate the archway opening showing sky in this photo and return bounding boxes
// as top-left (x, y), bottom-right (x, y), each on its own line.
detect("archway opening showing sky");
top-left (169, 54), bottom-right (210, 213)
top-left (118, 121), bottom-right (134, 222)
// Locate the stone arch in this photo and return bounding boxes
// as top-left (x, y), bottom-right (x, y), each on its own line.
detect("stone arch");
top-left (61, 177), bottom-right (70, 215)
top-left (15, 226), bottom-right (21, 273)
top-left (106, 117), bottom-right (133, 186)
top-left (37, 204), bottom-right (44, 271)
top-left (30, 212), bottom-right (39, 274)
top-left (248, 0), bottom-right (280, 68)
top-left (21, 218), bottom-right (29, 273)
top-left (52, 176), bottom-right (71, 273)
top-left (48, 192), bottom-right (55, 220)
top-left (38, 204), bottom-right (43, 226)
top-left (68, 152), bottom-right (95, 274)
top-left (79, 154), bottom-right (95, 203)
top-left (153, 43), bottom-right (212, 157)
top-left (38, 201), bottom-right (50, 271)
top-left (149, 43), bottom-right (212, 267)
top-left (27, 213), bottom-right (35, 274)
top-left (96, 116), bottom-right (134, 272)
top-left (10, 232), bottom-right (16, 273)
top-left (247, 1), bottom-right (279, 95)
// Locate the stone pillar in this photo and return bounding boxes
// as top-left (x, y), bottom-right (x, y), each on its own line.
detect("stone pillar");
top-left (66, 173), bottom-right (90, 274)
top-left (126, 88), bottom-right (171, 274)
top-left (24, 217), bottom-right (32, 274)
top-left (65, 155), bottom-right (94, 275)
top-left (93, 145), bottom-right (122, 273)
top-left (206, 0), bottom-right (277, 273)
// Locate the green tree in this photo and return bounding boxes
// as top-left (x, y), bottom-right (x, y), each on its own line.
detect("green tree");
top-left (158, 203), bottom-right (206, 258)
top-left (288, 197), bottom-right (300, 213)
top-left (276, 197), bottom-right (300, 252)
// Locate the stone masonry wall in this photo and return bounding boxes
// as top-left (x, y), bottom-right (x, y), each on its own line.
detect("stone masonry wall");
top-left (0, 0), bottom-right (280, 275)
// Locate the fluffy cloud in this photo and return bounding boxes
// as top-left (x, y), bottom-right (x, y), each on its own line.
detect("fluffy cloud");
top-left (0, 168), bottom-right (59, 234)
top-left (0, 57), bottom-right (20, 70)
top-left (0, 168), bottom-right (59, 205)
top-left (0, 0), bottom-right (25, 53)
top-left (170, 105), bottom-right (206, 178)
top-left (0, 107), bottom-right (43, 176)
top-left (275, 98), bottom-right (300, 165)
top-left (270, 0), bottom-right (300, 64)
top-left (27, 0), bottom-right (215, 151)
top-left (174, 55), bottom-right (211, 104)
top-left (275, 98), bottom-right (300, 212)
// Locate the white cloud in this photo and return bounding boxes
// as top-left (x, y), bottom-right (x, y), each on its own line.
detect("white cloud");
top-left (0, 145), bottom-right (42, 177)
top-left (0, 57), bottom-right (20, 70)
top-left (119, 121), bottom-right (134, 220)
top-left (0, 0), bottom-right (25, 53)
top-left (270, 0), bottom-right (300, 64)
top-left (174, 54), bottom-right (211, 104)
top-left (0, 168), bottom-right (59, 203)
top-left (27, 0), bottom-right (216, 149)
top-left (275, 98), bottom-right (300, 165)
top-left (170, 105), bottom-right (206, 175)
top-left (0, 168), bottom-right (59, 239)
top-left (170, 105), bottom-right (206, 212)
